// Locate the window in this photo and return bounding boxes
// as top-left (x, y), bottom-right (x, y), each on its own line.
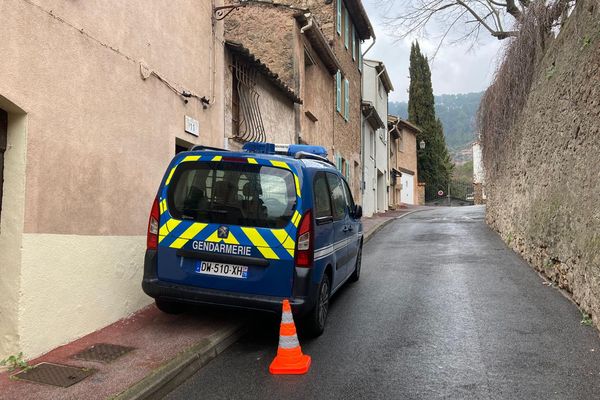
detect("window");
top-left (168, 162), bottom-right (297, 229)
top-left (336, 71), bottom-right (342, 113)
top-left (344, 78), bottom-right (350, 121)
top-left (314, 173), bottom-right (332, 219)
top-left (352, 25), bottom-right (356, 61)
top-left (336, 0), bottom-right (342, 35)
top-left (342, 178), bottom-right (355, 210)
top-left (344, 9), bottom-right (350, 49)
top-left (326, 173), bottom-right (347, 220)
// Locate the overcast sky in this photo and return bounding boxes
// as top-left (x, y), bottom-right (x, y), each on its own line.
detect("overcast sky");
top-left (362, 0), bottom-right (503, 102)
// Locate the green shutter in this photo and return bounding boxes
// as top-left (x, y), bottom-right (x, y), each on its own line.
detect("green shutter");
top-left (344, 11), bottom-right (349, 49)
top-left (352, 25), bottom-right (356, 61)
top-left (336, 71), bottom-right (342, 113)
top-left (337, 0), bottom-right (342, 35)
top-left (344, 79), bottom-right (349, 121)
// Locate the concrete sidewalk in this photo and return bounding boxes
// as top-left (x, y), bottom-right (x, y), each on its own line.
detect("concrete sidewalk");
top-left (0, 206), bottom-right (425, 400)
top-left (0, 306), bottom-right (245, 400)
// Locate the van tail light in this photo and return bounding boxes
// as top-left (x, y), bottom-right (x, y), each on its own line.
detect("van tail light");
top-left (295, 210), bottom-right (313, 268)
top-left (147, 198), bottom-right (160, 250)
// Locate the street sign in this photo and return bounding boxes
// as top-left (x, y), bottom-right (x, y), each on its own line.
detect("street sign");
top-left (438, 190), bottom-right (444, 196)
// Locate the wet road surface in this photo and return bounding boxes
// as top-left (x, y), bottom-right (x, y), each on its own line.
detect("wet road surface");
top-left (165, 206), bottom-right (600, 400)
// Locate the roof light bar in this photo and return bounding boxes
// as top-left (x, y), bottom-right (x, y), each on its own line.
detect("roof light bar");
top-left (242, 142), bottom-right (328, 158)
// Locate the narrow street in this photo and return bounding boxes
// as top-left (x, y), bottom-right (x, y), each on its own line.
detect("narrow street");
top-left (165, 206), bottom-right (600, 400)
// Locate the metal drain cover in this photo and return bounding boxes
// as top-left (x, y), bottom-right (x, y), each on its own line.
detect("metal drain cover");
top-left (13, 362), bottom-right (93, 387)
top-left (72, 343), bottom-right (135, 363)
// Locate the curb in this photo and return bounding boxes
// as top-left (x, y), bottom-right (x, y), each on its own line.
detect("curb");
top-left (112, 322), bottom-right (246, 400)
top-left (363, 209), bottom-right (423, 244)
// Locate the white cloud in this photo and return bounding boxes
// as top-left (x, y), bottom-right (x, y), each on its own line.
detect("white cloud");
top-left (363, 0), bottom-right (504, 102)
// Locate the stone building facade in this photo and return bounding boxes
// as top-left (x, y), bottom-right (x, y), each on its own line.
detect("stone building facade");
top-left (223, 3), bottom-right (340, 154)
top-left (388, 116), bottom-right (420, 206)
top-left (0, 0), bottom-right (227, 359)
top-left (228, 0), bottom-right (375, 201)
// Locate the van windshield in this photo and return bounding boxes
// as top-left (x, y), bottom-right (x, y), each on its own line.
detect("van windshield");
top-left (167, 161), bottom-right (297, 229)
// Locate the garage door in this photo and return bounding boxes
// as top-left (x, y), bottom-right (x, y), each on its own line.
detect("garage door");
top-left (402, 172), bottom-right (414, 205)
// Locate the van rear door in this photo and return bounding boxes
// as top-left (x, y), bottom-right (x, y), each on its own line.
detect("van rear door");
top-left (156, 155), bottom-right (302, 298)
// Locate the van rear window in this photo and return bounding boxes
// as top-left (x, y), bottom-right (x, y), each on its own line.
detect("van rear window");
top-left (167, 162), bottom-right (297, 229)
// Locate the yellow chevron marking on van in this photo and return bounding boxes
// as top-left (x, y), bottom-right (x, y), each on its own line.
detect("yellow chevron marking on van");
top-left (273, 229), bottom-right (295, 257)
top-left (247, 158), bottom-right (258, 164)
top-left (241, 227), bottom-right (279, 260)
top-left (182, 155), bottom-right (201, 162)
top-left (160, 199), bottom-right (167, 215)
top-left (169, 223), bottom-right (208, 249)
top-left (293, 174), bottom-right (301, 197)
top-left (269, 161), bottom-right (300, 197)
top-left (165, 167), bottom-right (177, 185)
top-left (291, 211), bottom-right (301, 227)
top-left (205, 229), bottom-right (239, 245)
top-left (270, 160), bottom-right (290, 170)
top-left (158, 219), bottom-right (181, 243)
top-left (212, 155), bottom-right (222, 162)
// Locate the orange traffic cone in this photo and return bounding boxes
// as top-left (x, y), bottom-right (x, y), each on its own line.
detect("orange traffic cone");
top-left (269, 299), bottom-right (311, 375)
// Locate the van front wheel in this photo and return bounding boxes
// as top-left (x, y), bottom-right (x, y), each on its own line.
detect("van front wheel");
top-left (155, 299), bottom-right (185, 314)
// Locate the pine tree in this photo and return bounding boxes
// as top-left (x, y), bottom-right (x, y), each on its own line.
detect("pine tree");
top-left (407, 42), bottom-right (452, 200)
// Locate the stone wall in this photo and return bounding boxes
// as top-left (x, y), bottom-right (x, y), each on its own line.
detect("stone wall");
top-left (485, 0), bottom-right (600, 326)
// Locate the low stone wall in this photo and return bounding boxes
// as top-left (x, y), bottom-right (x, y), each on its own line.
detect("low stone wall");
top-left (485, 0), bottom-right (600, 326)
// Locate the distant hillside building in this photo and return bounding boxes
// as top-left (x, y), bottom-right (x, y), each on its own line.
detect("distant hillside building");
top-left (472, 140), bottom-right (486, 204)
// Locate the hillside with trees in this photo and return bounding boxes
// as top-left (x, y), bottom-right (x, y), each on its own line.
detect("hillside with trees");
top-left (389, 92), bottom-right (482, 159)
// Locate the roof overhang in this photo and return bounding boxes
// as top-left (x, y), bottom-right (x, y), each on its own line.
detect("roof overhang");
top-left (295, 13), bottom-right (343, 75)
top-left (345, 0), bottom-right (375, 40)
top-left (366, 59), bottom-right (394, 93)
top-left (362, 101), bottom-right (385, 130)
top-left (226, 40), bottom-right (302, 104)
top-left (397, 118), bottom-right (422, 134)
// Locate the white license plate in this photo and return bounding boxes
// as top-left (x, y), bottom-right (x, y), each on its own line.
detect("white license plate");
top-left (195, 261), bottom-right (248, 279)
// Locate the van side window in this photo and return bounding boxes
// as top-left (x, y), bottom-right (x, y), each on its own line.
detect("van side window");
top-left (314, 173), bottom-right (332, 219)
top-left (326, 173), bottom-right (346, 220)
top-left (341, 178), bottom-right (355, 210)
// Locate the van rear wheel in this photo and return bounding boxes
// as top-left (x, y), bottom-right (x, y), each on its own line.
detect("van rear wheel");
top-left (155, 299), bottom-right (185, 314)
top-left (301, 274), bottom-right (330, 337)
top-left (349, 243), bottom-right (362, 283)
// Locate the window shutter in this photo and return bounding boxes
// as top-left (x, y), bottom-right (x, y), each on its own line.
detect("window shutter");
top-left (337, 0), bottom-right (342, 35)
top-left (352, 25), bottom-right (356, 61)
top-left (336, 71), bottom-right (342, 113)
top-left (344, 11), bottom-right (349, 49)
top-left (344, 79), bottom-right (350, 121)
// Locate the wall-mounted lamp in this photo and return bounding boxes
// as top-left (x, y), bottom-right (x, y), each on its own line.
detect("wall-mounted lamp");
top-left (419, 140), bottom-right (426, 150)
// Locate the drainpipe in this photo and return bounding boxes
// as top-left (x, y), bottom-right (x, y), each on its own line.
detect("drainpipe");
top-left (376, 65), bottom-right (386, 79)
top-left (362, 32), bottom-right (377, 58)
top-left (300, 14), bottom-right (313, 34)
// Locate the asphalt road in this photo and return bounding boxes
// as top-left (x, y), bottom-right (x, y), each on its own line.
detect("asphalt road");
top-left (164, 206), bottom-right (600, 400)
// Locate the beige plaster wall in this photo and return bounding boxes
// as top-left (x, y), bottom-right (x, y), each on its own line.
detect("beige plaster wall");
top-left (1, 0), bottom-right (224, 236)
top-left (256, 76), bottom-right (296, 145)
top-left (0, 0), bottom-right (225, 358)
top-left (0, 99), bottom-right (27, 358)
top-left (19, 234), bottom-right (150, 357)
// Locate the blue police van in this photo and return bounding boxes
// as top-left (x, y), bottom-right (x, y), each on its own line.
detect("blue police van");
top-left (142, 142), bottom-right (363, 335)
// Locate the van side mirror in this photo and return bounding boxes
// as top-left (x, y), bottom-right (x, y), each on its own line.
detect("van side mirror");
top-left (352, 205), bottom-right (363, 219)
